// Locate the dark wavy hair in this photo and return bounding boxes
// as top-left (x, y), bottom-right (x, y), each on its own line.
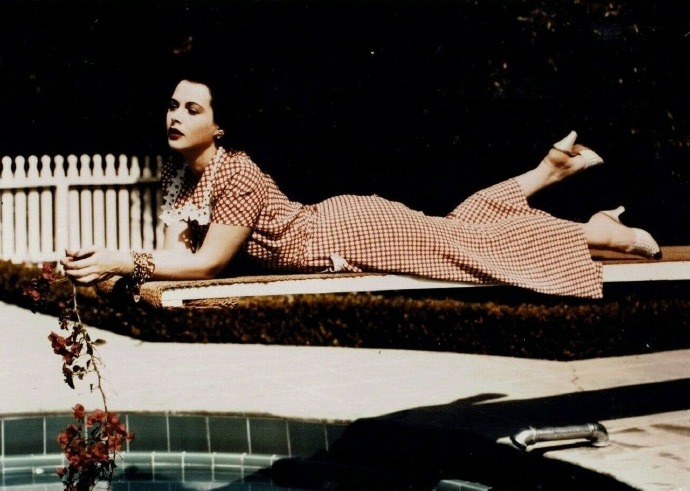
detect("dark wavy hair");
top-left (166, 57), bottom-right (252, 150)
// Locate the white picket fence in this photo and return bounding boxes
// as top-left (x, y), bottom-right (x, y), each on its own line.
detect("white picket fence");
top-left (0, 153), bottom-right (165, 263)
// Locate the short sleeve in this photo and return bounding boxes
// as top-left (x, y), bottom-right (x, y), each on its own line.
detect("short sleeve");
top-left (211, 154), bottom-right (267, 227)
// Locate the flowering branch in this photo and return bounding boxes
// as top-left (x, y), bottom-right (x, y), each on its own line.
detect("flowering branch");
top-left (24, 263), bottom-right (134, 490)
top-left (57, 405), bottom-right (132, 490)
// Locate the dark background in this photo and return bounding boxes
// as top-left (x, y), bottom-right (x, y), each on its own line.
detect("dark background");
top-left (1, 0), bottom-right (688, 243)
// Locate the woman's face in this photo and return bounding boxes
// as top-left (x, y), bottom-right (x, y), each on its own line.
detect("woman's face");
top-left (166, 80), bottom-right (220, 153)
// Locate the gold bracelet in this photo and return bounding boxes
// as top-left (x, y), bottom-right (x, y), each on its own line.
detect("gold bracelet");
top-left (129, 251), bottom-right (155, 302)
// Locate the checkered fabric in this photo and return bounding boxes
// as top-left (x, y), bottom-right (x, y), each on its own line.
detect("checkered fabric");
top-left (161, 149), bottom-right (603, 298)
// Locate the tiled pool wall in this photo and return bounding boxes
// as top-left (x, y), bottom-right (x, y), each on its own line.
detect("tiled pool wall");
top-left (0, 413), bottom-right (347, 458)
top-left (0, 413), bottom-right (348, 489)
top-left (0, 413), bottom-right (490, 491)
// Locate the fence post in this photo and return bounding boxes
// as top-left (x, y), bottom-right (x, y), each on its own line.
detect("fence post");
top-left (129, 156), bottom-right (143, 250)
top-left (67, 155), bottom-right (80, 251)
top-left (117, 155), bottom-right (130, 251)
top-left (27, 156), bottom-right (41, 260)
top-left (54, 155), bottom-right (68, 259)
top-left (13, 156), bottom-right (28, 261)
top-left (40, 155), bottom-right (54, 259)
top-left (79, 154), bottom-right (94, 248)
top-left (92, 154), bottom-right (106, 248)
top-left (1, 156), bottom-right (15, 259)
top-left (104, 154), bottom-right (118, 250)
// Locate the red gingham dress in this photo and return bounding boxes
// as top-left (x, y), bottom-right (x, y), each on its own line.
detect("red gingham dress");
top-left (160, 149), bottom-right (603, 298)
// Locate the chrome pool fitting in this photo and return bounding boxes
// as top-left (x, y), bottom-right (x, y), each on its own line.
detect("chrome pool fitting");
top-left (508, 422), bottom-right (609, 451)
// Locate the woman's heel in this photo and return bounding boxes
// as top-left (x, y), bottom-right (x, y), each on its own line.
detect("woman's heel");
top-left (553, 131), bottom-right (579, 156)
top-left (596, 206), bottom-right (662, 259)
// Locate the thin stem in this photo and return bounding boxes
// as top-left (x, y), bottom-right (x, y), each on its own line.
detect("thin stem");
top-left (70, 284), bottom-right (109, 414)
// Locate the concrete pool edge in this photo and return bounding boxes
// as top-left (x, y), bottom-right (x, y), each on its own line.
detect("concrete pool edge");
top-left (1, 301), bottom-right (688, 490)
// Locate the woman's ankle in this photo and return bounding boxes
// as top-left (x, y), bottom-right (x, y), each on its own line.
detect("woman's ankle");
top-left (515, 165), bottom-right (559, 197)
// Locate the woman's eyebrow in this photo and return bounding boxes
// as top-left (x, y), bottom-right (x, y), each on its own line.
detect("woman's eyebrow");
top-left (184, 101), bottom-right (204, 111)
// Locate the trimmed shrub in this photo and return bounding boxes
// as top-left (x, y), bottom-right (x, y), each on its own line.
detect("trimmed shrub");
top-left (2, 260), bottom-right (688, 360)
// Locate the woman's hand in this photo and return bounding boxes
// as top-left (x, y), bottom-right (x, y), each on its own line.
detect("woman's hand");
top-left (61, 246), bottom-right (130, 286)
top-left (61, 222), bottom-right (251, 286)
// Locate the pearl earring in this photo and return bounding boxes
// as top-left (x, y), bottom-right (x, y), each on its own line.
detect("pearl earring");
top-left (214, 129), bottom-right (225, 140)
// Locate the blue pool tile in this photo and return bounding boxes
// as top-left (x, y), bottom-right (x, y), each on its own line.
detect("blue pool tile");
top-left (151, 452), bottom-right (183, 481)
top-left (249, 418), bottom-right (289, 456)
top-left (126, 414), bottom-right (169, 452)
top-left (243, 453), bottom-right (279, 470)
top-left (181, 453), bottom-right (214, 482)
top-left (210, 453), bottom-right (247, 481)
top-left (287, 421), bottom-right (327, 457)
top-left (113, 482), bottom-right (183, 490)
top-left (3, 417), bottom-right (44, 456)
top-left (325, 423), bottom-right (348, 449)
top-left (168, 415), bottom-right (208, 452)
top-left (44, 415), bottom-right (74, 455)
top-left (209, 416), bottom-right (249, 453)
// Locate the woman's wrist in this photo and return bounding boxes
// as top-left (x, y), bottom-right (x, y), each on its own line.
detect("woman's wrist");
top-left (127, 250), bottom-right (156, 302)
top-left (118, 250), bottom-right (135, 276)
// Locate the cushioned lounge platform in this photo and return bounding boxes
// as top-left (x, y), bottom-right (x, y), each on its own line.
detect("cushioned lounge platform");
top-left (99, 246), bottom-right (690, 308)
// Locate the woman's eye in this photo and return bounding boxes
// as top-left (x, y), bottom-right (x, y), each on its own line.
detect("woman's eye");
top-left (188, 108), bottom-right (199, 115)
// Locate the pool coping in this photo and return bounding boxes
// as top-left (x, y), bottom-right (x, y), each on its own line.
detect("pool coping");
top-left (1, 301), bottom-right (688, 490)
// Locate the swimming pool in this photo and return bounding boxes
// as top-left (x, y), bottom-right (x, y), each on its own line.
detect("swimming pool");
top-left (0, 413), bottom-right (490, 490)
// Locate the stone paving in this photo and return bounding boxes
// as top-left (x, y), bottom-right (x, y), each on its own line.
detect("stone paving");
top-left (0, 301), bottom-right (687, 490)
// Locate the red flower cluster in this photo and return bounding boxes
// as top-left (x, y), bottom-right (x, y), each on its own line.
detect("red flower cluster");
top-left (22, 263), bottom-right (59, 311)
top-left (56, 404), bottom-right (135, 490)
top-left (48, 331), bottom-right (82, 366)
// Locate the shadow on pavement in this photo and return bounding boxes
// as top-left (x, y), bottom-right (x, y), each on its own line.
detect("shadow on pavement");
top-left (273, 378), bottom-right (690, 490)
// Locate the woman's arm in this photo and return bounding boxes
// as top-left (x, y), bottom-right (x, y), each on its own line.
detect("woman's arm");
top-left (62, 221), bottom-right (252, 285)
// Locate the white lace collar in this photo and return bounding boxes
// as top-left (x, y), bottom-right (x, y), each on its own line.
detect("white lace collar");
top-left (160, 147), bottom-right (225, 226)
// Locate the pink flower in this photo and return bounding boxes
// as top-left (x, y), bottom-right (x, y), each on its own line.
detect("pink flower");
top-left (73, 404), bottom-right (85, 420)
top-left (48, 332), bottom-right (67, 352)
top-left (41, 262), bottom-right (58, 282)
top-left (23, 283), bottom-right (42, 302)
top-left (91, 442), bottom-right (110, 462)
top-left (87, 409), bottom-right (106, 426)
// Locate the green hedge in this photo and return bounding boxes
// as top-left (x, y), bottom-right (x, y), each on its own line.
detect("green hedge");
top-left (2, 260), bottom-right (688, 360)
